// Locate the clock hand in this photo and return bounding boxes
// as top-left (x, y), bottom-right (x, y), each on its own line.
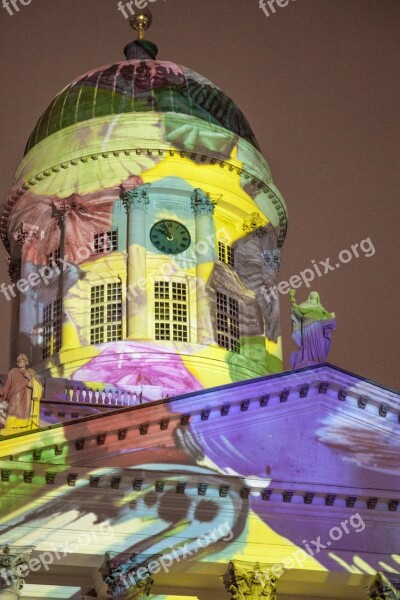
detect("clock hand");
top-left (160, 224), bottom-right (169, 236)
top-left (164, 223), bottom-right (174, 241)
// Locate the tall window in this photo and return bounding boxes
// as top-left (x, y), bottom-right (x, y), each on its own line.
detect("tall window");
top-left (216, 292), bottom-right (240, 353)
top-left (46, 246), bottom-right (61, 267)
top-left (43, 298), bottom-right (62, 358)
top-left (218, 241), bottom-right (235, 267)
top-left (90, 282), bottom-right (122, 344)
top-left (154, 281), bottom-right (189, 342)
top-left (93, 229), bottom-right (118, 254)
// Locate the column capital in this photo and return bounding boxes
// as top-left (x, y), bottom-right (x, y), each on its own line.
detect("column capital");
top-left (6, 257), bottom-right (21, 283)
top-left (100, 551), bottom-right (154, 600)
top-left (0, 544), bottom-right (35, 597)
top-left (191, 188), bottom-right (215, 216)
top-left (369, 572), bottom-right (400, 599)
top-left (15, 222), bottom-right (39, 248)
top-left (122, 183), bottom-right (151, 212)
top-left (50, 194), bottom-right (85, 226)
top-left (262, 249), bottom-right (281, 275)
top-left (222, 560), bottom-right (283, 600)
top-left (242, 212), bottom-right (264, 233)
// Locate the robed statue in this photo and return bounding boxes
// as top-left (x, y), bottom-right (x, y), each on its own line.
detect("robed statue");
top-left (0, 354), bottom-right (42, 433)
top-left (369, 572), bottom-right (400, 600)
top-left (290, 290), bottom-right (336, 369)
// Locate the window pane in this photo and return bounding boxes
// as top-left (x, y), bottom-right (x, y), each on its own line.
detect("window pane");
top-left (154, 281), bottom-right (169, 299)
top-left (218, 242), bottom-right (235, 268)
top-left (155, 322), bottom-right (170, 340)
top-left (216, 291), bottom-right (240, 354)
top-left (173, 323), bottom-right (188, 342)
top-left (94, 230), bottom-right (118, 254)
top-left (218, 241), bottom-right (225, 262)
top-left (42, 298), bottom-right (63, 358)
top-left (90, 282), bottom-right (122, 344)
top-left (154, 281), bottom-right (189, 341)
top-left (155, 301), bottom-right (170, 321)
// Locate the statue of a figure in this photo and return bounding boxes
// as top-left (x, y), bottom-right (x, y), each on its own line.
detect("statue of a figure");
top-left (369, 573), bottom-right (400, 600)
top-left (290, 290), bottom-right (336, 369)
top-left (0, 354), bottom-right (42, 433)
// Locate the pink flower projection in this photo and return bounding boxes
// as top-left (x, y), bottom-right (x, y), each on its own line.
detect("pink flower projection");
top-left (72, 341), bottom-right (202, 398)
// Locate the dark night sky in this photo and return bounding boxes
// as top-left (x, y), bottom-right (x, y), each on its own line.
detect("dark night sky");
top-left (0, 0), bottom-right (398, 389)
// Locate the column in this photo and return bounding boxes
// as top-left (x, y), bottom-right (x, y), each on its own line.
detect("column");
top-left (222, 561), bottom-right (283, 600)
top-left (6, 258), bottom-right (21, 284)
top-left (261, 248), bottom-right (281, 341)
top-left (16, 223), bottom-right (39, 361)
top-left (368, 572), bottom-right (400, 599)
top-left (122, 184), bottom-right (151, 339)
top-left (190, 188), bottom-right (216, 345)
top-left (6, 258), bottom-right (21, 364)
top-left (50, 197), bottom-right (80, 352)
top-left (0, 544), bottom-right (34, 600)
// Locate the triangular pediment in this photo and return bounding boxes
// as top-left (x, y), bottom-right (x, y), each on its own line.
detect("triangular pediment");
top-left (1, 364), bottom-right (399, 600)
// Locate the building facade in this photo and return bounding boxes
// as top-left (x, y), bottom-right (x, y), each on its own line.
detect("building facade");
top-left (0, 24), bottom-right (399, 600)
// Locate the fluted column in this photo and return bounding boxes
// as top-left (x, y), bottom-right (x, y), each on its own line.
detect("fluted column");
top-left (0, 545), bottom-right (34, 600)
top-left (122, 184), bottom-right (151, 339)
top-left (369, 572), bottom-right (400, 599)
top-left (190, 188), bottom-right (216, 344)
top-left (222, 561), bottom-right (283, 600)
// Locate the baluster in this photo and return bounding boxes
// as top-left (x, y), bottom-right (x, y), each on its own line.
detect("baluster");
top-left (72, 385), bottom-right (78, 403)
top-left (65, 385), bottom-right (72, 402)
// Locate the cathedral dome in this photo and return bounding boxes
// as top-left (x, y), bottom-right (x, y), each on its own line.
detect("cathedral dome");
top-left (24, 57), bottom-right (260, 155)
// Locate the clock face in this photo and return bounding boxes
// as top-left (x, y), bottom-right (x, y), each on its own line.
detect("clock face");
top-left (150, 220), bottom-right (191, 255)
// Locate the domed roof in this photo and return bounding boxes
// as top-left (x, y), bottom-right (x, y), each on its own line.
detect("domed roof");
top-left (24, 58), bottom-right (260, 155)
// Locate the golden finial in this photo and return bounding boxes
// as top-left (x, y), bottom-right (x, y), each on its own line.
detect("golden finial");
top-left (130, 9), bottom-right (153, 41)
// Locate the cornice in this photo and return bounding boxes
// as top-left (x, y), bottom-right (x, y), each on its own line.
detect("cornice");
top-left (1, 116), bottom-right (288, 251)
top-left (0, 365), bottom-right (398, 462)
top-left (0, 460), bottom-right (398, 516)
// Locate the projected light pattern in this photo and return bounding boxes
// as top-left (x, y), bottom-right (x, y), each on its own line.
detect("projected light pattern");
top-left (1, 376), bottom-right (399, 585)
top-left (2, 60), bottom-right (287, 400)
top-left (24, 60), bottom-right (260, 155)
top-left (9, 55), bottom-right (394, 598)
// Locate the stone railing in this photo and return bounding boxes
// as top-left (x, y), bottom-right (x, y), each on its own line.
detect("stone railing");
top-left (1, 374), bottom-right (184, 411)
top-left (44, 378), bottom-right (145, 406)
